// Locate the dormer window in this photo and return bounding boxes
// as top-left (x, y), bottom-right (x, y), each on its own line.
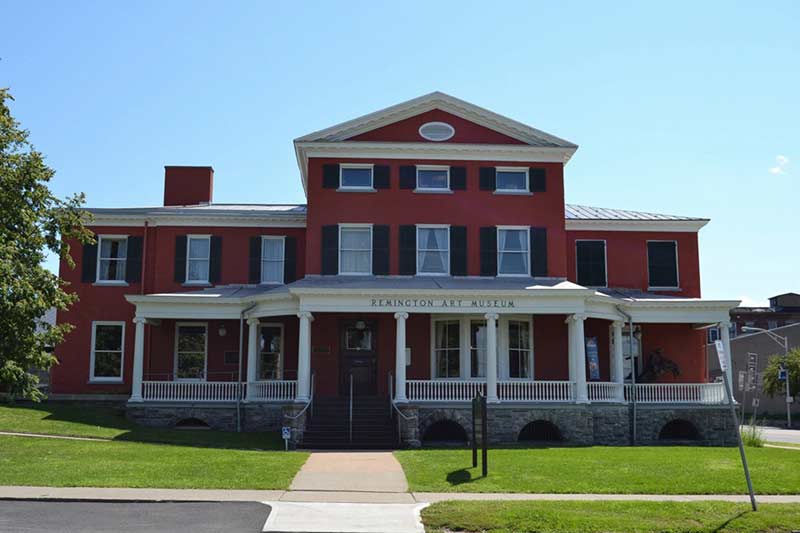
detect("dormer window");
top-left (340, 164), bottom-right (374, 190)
top-left (416, 166), bottom-right (449, 191)
top-left (419, 121), bottom-right (455, 141)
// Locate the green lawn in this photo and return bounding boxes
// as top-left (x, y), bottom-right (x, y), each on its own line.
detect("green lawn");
top-left (396, 447), bottom-right (800, 494)
top-left (422, 501), bottom-right (800, 533)
top-left (0, 403), bottom-right (308, 489)
top-left (768, 441), bottom-right (800, 449)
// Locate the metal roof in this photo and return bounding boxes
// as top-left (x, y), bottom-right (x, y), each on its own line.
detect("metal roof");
top-left (565, 204), bottom-right (707, 222)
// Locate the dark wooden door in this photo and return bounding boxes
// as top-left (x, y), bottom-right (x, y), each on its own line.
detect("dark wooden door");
top-left (340, 321), bottom-right (377, 396)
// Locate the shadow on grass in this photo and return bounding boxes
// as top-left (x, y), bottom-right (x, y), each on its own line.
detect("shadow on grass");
top-left (2, 401), bottom-right (285, 452)
top-left (711, 511), bottom-right (749, 533)
top-left (446, 468), bottom-right (477, 485)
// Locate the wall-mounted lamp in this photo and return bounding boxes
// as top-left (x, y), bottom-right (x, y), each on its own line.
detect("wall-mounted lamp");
top-left (218, 324), bottom-right (227, 337)
top-left (355, 320), bottom-right (366, 330)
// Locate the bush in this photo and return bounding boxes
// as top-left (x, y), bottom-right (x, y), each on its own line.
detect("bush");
top-left (741, 424), bottom-right (765, 448)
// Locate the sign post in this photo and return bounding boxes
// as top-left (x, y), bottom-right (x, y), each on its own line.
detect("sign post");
top-left (715, 340), bottom-right (757, 511)
top-left (281, 426), bottom-right (291, 451)
top-left (472, 393), bottom-right (488, 477)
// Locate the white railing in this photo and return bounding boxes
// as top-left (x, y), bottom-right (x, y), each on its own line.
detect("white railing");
top-left (142, 381), bottom-right (243, 402)
top-left (626, 382), bottom-right (727, 405)
top-left (498, 380), bottom-right (574, 402)
top-left (248, 380), bottom-right (297, 401)
top-left (406, 380), bottom-right (486, 402)
top-left (588, 382), bottom-right (624, 402)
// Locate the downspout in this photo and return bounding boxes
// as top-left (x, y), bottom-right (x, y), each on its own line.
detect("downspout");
top-left (616, 305), bottom-right (637, 446)
top-left (237, 302), bottom-right (258, 432)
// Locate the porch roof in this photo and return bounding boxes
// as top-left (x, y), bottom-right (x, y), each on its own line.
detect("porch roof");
top-left (288, 275), bottom-right (587, 293)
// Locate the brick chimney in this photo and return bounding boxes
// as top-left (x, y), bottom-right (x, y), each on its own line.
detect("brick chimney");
top-left (163, 166), bottom-right (214, 206)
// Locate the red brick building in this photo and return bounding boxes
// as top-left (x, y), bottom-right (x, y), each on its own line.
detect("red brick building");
top-left (55, 93), bottom-right (738, 447)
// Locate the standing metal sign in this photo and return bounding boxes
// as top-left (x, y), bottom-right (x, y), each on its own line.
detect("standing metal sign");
top-left (741, 353), bottom-right (759, 422)
top-left (472, 393), bottom-right (488, 477)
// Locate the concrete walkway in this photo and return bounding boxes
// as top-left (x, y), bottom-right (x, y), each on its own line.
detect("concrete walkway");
top-left (289, 452), bottom-right (409, 494)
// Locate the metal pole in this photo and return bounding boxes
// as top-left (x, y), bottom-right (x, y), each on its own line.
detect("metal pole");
top-left (721, 370), bottom-right (757, 511)
top-left (349, 374), bottom-right (353, 444)
top-left (784, 337), bottom-right (792, 429)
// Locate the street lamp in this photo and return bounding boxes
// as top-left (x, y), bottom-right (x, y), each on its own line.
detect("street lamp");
top-left (742, 326), bottom-right (792, 428)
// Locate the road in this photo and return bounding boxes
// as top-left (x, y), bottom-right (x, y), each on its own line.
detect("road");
top-left (0, 501), bottom-right (270, 533)
top-left (758, 425), bottom-right (800, 444)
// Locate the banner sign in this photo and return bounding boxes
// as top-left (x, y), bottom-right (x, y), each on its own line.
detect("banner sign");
top-left (586, 337), bottom-right (600, 381)
top-left (714, 340), bottom-right (727, 371)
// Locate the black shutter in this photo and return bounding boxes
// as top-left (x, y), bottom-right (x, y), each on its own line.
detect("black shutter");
top-left (321, 225), bottom-right (339, 275)
top-left (530, 167), bottom-right (547, 193)
top-left (530, 227), bottom-right (548, 277)
top-left (450, 226), bottom-right (467, 276)
top-left (399, 166), bottom-right (416, 189)
top-left (372, 225), bottom-right (390, 275)
top-left (398, 225), bottom-right (416, 275)
top-left (450, 167), bottom-right (467, 190)
top-left (576, 240), bottom-right (606, 287)
top-left (647, 241), bottom-right (678, 288)
top-left (81, 242), bottom-right (98, 283)
top-left (479, 167), bottom-right (496, 191)
top-left (209, 236), bottom-right (222, 283)
top-left (374, 165), bottom-right (391, 189)
top-left (249, 236), bottom-right (261, 284)
top-left (125, 236), bottom-right (143, 283)
top-left (322, 164), bottom-right (340, 189)
top-left (173, 235), bottom-right (187, 283)
top-left (284, 236), bottom-right (297, 283)
top-left (479, 227), bottom-right (497, 276)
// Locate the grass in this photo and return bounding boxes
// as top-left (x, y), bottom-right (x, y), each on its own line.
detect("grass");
top-left (768, 441), bottom-right (800, 449)
top-left (395, 446), bottom-right (800, 494)
top-left (422, 501), bottom-right (800, 533)
top-left (0, 403), bottom-right (309, 489)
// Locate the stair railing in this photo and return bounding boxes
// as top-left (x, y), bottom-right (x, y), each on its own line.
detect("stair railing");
top-left (388, 372), bottom-right (393, 417)
top-left (388, 371), bottom-right (417, 446)
top-left (349, 373), bottom-right (354, 444)
top-left (284, 372), bottom-right (315, 422)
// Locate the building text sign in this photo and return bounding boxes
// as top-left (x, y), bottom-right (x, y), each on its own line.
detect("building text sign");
top-left (370, 298), bottom-right (516, 310)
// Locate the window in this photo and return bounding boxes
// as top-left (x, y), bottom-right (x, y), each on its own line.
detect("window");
top-left (345, 325), bottom-right (373, 351)
top-left (90, 322), bottom-right (124, 382)
top-left (97, 236), bottom-right (127, 282)
top-left (186, 236), bottom-right (211, 283)
top-left (417, 226), bottom-right (449, 275)
top-left (619, 325), bottom-right (641, 381)
top-left (175, 323), bottom-right (207, 380)
top-left (497, 228), bottom-right (530, 276)
top-left (434, 320), bottom-right (460, 378)
top-left (508, 320), bottom-right (532, 378)
top-left (340, 165), bottom-right (373, 189)
top-left (416, 166), bottom-right (449, 191)
top-left (707, 327), bottom-right (721, 344)
top-left (470, 320), bottom-right (487, 378)
top-left (339, 225), bottom-right (372, 275)
top-left (576, 240), bottom-right (607, 287)
top-left (496, 168), bottom-right (528, 192)
top-left (259, 325), bottom-right (283, 379)
top-left (647, 241), bottom-right (678, 289)
top-left (261, 237), bottom-right (285, 284)
top-left (419, 122), bottom-right (455, 141)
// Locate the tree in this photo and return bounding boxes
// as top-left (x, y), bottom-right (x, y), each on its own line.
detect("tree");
top-left (0, 88), bottom-right (93, 401)
top-left (762, 347), bottom-right (800, 401)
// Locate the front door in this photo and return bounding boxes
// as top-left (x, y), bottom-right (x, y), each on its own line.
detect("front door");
top-left (340, 321), bottom-right (377, 396)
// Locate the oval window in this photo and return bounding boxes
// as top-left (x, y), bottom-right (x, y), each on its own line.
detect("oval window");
top-left (419, 122), bottom-right (455, 141)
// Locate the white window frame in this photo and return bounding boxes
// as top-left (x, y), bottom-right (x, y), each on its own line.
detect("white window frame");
top-left (89, 321), bottom-right (125, 383)
top-left (185, 234), bottom-right (211, 285)
top-left (494, 166), bottom-right (529, 194)
top-left (502, 316), bottom-right (534, 380)
top-left (260, 236), bottom-right (285, 285)
top-left (496, 226), bottom-right (531, 277)
top-left (416, 224), bottom-right (450, 276)
top-left (338, 223), bottom-right (373, 276)
top-left (415, 165), bottom-right (450, 192)
top-left (575, 239), bottom-right (608, 288)
top-left (259, 323), bottom-right (284, 380)
top-left (339, 163), bottom-right (375, 191)
top-left (418, 121), bottom-right (455, 141)
top-left (95, 235), bottom-right (129, 285)
top-left (430, 317), bottom-right (465, 380)
top-left (173, 322), bottom-right (208, 382)
top-left (646, 239), bottom-right (680, 291)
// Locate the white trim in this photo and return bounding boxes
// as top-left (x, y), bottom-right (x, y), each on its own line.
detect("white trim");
top-left (89, 321), bottom-right (125, 383)
top-left (260, 235), bottom-right (286, 285)
top-left (95, 235), bottom-right (129, 283)
top-left (418, 121), bottom-right (455, 141)
top-left (338, 163), bottom-right (375, 191)
top-left (173, 321), bottom-right (209, 381)
top-left (505, 316), bottom-right (534, 380)
top-left (258, 322), bottom-right (285, 380)
top-left (495, 166), bottom-right (529, 194)
top-left (416, 224), bottom-right (450, 276)
top-left (566, 219), bottom-right (708, 232)
top-left (575, 239), bottom-right (608, 288)
top-left (88, 215), bottom-right (306, 228)
top-left (415, 165), bottom-right (450, 192)
top-left (646, 240), bottom-right (680, 291)
top-left (338, 224), bottom-right (373, 276)
top-left (496, 226), bottom-right (531, 277)
top-left (185, 235), bottom-right (211, 284)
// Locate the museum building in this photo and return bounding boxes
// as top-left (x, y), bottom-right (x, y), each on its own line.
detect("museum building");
top-left (54, 92), bottom-right (739, 447)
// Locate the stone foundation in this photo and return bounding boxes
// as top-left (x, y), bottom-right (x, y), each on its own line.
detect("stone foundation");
top-left (126, 402), bottom-right (293, 433)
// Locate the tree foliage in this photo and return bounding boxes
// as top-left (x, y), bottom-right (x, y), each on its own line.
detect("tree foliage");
top-left (0, 88), bottom-right (93, 401)
top-left (762, 347), bottom-right (800, 401)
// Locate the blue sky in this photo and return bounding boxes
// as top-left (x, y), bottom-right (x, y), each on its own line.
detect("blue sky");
top-left (2, 1), bottom-right (797, 305)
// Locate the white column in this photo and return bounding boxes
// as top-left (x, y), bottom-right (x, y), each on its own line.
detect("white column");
top-left (394, 312), bottom-right (409, 402)
top-left (612, 321), bottom-right (625, 401)
top-left (130, 317), bottom-right (146, 402)
top-left (719, 321), bottom-right (733, 388)
top-left (296, 312), bottom-right (313, 402)
top-left (566, 317), bottom-right (576, 384)
top-left (245, 318), bottom-right (259, 401)
top-left (572, 314), bottom-right (589, 403)
top-left (485, 313), bottom-right (499, 403)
